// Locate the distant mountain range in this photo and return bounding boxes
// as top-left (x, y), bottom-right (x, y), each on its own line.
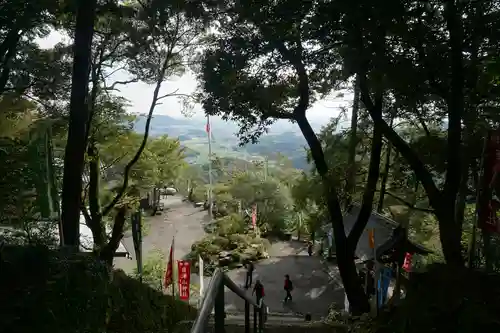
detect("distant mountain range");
top-left (134, 114), bottom-right (325, 170)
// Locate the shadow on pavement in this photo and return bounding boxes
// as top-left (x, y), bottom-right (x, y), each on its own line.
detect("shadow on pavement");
top-left (222, 255), bottom-right (345, 319)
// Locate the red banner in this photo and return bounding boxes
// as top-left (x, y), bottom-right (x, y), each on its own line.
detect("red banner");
top-left (164, 238), bottom-right (174, 288)
top-left (402, 252), bottom-right (412, 272)
top-left (177, 260), bottom-right (191, 301)
top-left (251, 204), bottom-right (257, 227)
top-left (478, 130), bottom-right (500, 234)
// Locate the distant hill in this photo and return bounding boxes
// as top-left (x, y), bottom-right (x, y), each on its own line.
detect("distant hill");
top-left (134, 114), bottom-right (319, 170)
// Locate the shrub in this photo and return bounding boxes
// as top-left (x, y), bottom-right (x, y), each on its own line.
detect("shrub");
top-left (189, 233), bottom-right (269, 274)
top-left (327, 264), bottom-right (500, 333)
top-left (133, 248), bottom-right (166, 290)
top-left (109, 270), bottom-right (196, 333)
top-left (0, 245), bottom-right (196, 333)
top-left (0, 245), bottom-right (109, 333)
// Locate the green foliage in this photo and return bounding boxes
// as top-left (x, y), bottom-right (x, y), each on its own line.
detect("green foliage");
top-left (188, 232), bottom-right (270, 274)
top-left (377, 265), bottom-right (500, 333)
top-left (0, 245), bottom-right (196, 333)
top-left (133, 249), bottom-right (166, 289)
top-left (0, 246), bottom-right (110, 333)
top-left (110, 270), bottom-right (196, 333)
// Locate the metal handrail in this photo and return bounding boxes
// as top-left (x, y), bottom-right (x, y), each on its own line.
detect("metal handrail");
top-left (190, 268), bottom-right (265, 333)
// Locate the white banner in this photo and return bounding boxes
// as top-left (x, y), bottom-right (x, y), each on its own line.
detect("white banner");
top-left (199, 255), bottom-right (204, 302)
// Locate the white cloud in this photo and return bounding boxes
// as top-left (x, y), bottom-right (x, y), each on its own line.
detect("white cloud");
top-left (36, 31), bottom-right (353, 130)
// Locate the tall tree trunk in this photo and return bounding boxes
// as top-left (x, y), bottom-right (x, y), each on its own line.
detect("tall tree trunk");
top-left (286, 49), bottom-right (369, 314)
top-left (347, 116), bottom-right (383, 252)
top-left (345, 75), bottom-right (360, 209)
top-left (60, 0), bottom-right (98, 248)
top-left (441, 0), bottom-right (465, 266)
top-left (377, 118), bottom-right (394, 212)
top-left (0, 26), bottom-right (21, 94)
top-left (296, 115), bottom-right (370, 315)
top-left (87, 141), bottom-right (105, 248)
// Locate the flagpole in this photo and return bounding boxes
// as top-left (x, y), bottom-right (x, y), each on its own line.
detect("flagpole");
top-left (207, 115), bottom-right (213, 221)
top-left (172, 236), bottom-right (176, 298)
top-left (199, 255), bottom-right (204, 306)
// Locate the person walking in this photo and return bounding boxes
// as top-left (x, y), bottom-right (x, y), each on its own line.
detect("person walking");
top-left (252, 279), bottom-right (265, 305)
top-left (245, 261), bottom-right (254, 289)
top-left (283, 274), bottom-right (293, 303)
top-left (307, 241), bottom-right (313, 256)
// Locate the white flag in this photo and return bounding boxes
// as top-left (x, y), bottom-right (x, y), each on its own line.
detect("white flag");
top-left (199, 255), bottom-right (204, 301)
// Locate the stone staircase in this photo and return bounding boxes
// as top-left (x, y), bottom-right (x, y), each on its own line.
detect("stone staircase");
top-left (176, 311), bottom-right (348, 333)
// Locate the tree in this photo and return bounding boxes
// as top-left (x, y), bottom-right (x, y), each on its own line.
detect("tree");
top-left (60, 0), bottom-right (98, 248)
top-left (196, 0), bottom-right (385, 313)
top-left (310, 0), bottom-right (500, 266)
top-left (72, 0), bottom-right (204, 263)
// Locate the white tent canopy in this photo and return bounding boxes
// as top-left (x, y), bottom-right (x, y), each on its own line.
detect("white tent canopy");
top-left (0, 214), bottom-right (130, 258)
top-left (77, 213), bottom-right (130, 257)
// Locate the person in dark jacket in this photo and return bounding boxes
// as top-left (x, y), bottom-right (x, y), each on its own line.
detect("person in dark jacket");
top-left (252, 279), bottom-right (265, 305)
top-left (358, 260), bottom-right (375, 298)
top-left (283, 274), bottom-right (293, 302)
top-left (245, 261), bottom-right (254, 289)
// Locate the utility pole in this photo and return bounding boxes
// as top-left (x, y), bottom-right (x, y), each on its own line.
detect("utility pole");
top-left (264, 157), bottom-right (268, 181)
top-left (206, 115), bottom-right (213, 220)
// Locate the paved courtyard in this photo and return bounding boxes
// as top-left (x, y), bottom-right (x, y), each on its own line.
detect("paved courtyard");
top-left (224, 241), bottom-right (344, 319)
top-left (113, 197), bottom-right (344, 318)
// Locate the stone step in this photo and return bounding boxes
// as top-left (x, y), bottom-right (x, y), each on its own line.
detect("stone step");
top-left (175, 314), bottom-right (348, 333)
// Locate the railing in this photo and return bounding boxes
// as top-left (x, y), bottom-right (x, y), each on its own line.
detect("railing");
top-left (190, 268), bottom-right (265, 333)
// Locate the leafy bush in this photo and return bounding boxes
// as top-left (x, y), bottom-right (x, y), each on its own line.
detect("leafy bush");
top-left (133, 248), bottom-right (166, 290)
top-left (109, 270), bottom-right (196, 333)
top-left (0, 245), bottom-right (109, 333)
top-left (327, 264), bottom-right (500, 333)
top-left (188, 233), bottom-right (269, 274)
top-left (216, 213), bottom-right (246, 236)
top-left (0, 245), bottom-right (196, 333)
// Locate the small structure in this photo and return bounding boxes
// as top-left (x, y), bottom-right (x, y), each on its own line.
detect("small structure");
top-left (322, 203), bottom-right (432, 312)
top-left (0, 213), bottom-right (130, 258)
top-left (322, 204), bottom-right (431, 263)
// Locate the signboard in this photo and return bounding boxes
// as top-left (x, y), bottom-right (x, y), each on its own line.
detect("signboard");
top-left (478, 130), bottom-right (500, 234)
top-left (177, 260), bottom-right (191, 301)
top-left (402, 252), bottom-right (412, 272)
top-left (131, 211), bottom-right (143, 281)
top-left (251, 204), bottom-right (257, 227)
top-left (377, 267), bottom-right (392, 308)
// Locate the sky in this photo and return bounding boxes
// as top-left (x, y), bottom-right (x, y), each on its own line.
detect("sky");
top-left (37, 31), bottom-right (353, 130)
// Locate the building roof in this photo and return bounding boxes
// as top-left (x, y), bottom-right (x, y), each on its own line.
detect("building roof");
top-left (324, 203), bottom-right (431, 262)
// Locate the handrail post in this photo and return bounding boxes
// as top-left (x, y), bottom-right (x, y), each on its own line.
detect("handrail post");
top-left (244, 300), bottom-right (250, 333)
top-left (258, 301), bottom-right (264, 333)
top-left (214, 282), bottom-right (225, 333)
top-left (253, 306), bottom-right (257, 333)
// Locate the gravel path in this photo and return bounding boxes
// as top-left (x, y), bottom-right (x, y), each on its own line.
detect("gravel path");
top-left (114, 195), bottom-right (209, 273)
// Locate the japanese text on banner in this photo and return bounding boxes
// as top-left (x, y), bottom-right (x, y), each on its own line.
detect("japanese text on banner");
top-left (177, 260), bottom-right (191, 301)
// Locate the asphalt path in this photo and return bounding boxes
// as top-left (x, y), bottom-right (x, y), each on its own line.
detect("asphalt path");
top-left (114, 197), bottom-right (344, 318)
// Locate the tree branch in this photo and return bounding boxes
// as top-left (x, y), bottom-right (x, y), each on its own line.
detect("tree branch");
top-left (358, 72), bottom-right (444, 220)
top-left (101, 53), bottom-right (172, 217)
top-left (105, 78), bottom-right (139, 91)
top-left (385, 191), bottom-right (434, 213)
